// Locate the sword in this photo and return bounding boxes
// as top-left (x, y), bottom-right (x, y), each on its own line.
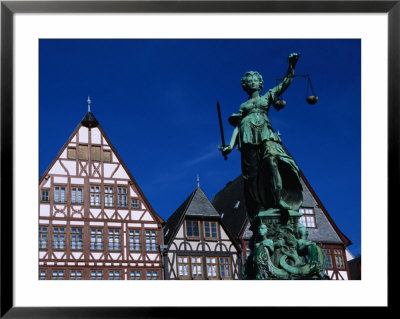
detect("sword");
top-left (216, 101), bottom-right (228, 160)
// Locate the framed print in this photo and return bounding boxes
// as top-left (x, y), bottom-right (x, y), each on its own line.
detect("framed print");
top-left (1, 0), bottom-right (395, 317)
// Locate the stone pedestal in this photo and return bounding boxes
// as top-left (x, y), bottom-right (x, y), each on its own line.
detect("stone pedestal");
top-left (244, 208), bottom-right (329, 280)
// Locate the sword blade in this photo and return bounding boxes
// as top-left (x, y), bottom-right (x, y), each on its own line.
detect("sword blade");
top-left (216, 101), bottom-right (228, 160)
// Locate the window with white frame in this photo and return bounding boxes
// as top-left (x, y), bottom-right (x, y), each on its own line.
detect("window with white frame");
top-left (71, 228), bottom-right (83, 250)
top-left (108, 229), bottom-right (121, 251)
top-left (117, 187), bottom-right (128, 208)
top-left (90, 185), bottom-right (101, 206)
top-left (129, 270), bottom-right (141, 280)
top-left (71, 187), bottom-right (83, 204)
top-left (129, 229), bottom-right (141, 251)
top-left (145, 230), bottom-right (157, 251)
top-left (54, 186), bottom-right (66, 203)
top-left (109, 270), bottom-right (121, 280)
top-left (39, 226), bottom-right (47, 249)
top-left (219, 257), bottom-right (232, 279)
top-left (299, 207), bottom-right (317, 228)
top-left (90, 228), bottom-right (103, 250)
top-left (146, 271), bottom-right (158, 280)
top-left (52, 227), bottom-right (65, 250)
top-left (104, 186), bottom-right (114, 207)
top-left (51, 270), bottom-right (64, 280)
top-left (70, 270), bottom-right (83, 280)
top-left (206, 257), bottom-right (218, 279)
top-left (90, 270), bottom-right (103, 280)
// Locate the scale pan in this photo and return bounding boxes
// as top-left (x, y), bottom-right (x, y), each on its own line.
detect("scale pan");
top-left (306, 95), bottom-right (318, 105)
top-left (275, 99), bottom-right (286, 109)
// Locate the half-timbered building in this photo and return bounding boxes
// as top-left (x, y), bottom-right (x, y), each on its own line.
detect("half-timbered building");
top-left (212, 171), bottom-right (353, 280)
top-left (162, 185), bottom-right (242, 280)
top-left (39, 108), bottom-right (164, 280)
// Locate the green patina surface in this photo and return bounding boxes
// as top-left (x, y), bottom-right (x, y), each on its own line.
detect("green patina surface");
top-left (220, 53), bottom-right (329, 280)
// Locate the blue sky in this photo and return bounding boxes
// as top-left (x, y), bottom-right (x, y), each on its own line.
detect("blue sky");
top-left (39, 39), bottom-right (361, 256)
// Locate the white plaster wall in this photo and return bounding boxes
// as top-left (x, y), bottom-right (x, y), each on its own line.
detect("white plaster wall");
top-left (91, 127), bottom-right (101, 144)
top-left (79, 126), bottom-right (89, 143)
top-left (141, 212), bottom-right (153, 221)
top-left (61, 160), bottom-right (76, 175)
top-left (71, 177), bottom-right (84, 184)
top-left (113, 166), bottom-right (129, 179)
top-left (48, 162), bottom-right (66, 175)
top-left (39, 204), bottom-right (50, 217)
top-left (53, 176), bottom-right (68, 183)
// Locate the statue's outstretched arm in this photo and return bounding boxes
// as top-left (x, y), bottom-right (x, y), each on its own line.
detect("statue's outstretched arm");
top-left (266, 53), bottom-right (300, 106)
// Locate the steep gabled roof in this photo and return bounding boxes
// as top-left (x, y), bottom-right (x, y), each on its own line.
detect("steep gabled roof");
top-left (39, 111), bottom-right (164, 225)
top-left (212, 176), bottom-right (247, 240)
top-left (163, 186), bottom-right (241, 252)
top-left (212, 172), bottom-right (352, 247)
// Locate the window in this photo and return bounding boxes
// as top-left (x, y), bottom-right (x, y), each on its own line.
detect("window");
top-left (109, 270), bottom-right (121, 280)
top-left (323, 249), bottom-right (333, 268)
top-left (91, 145), bottom-right (101, 161)
top-left (185, 220), bottom-right (200, 240)
top-left (54, 186), bottom-right (66, 203)
top-left (78, 145), bottom-right (88, 160)
top-left (191, 256), bottom-right (203, 278)
top-left (129, 270), bottom-right (141, 280)
top-left (39, 269), bottom-right (46, 280)
top-left (70, 270), bottom-right (83, 280)
top-left (131, 198), bottom-right (140, 209)
top-left (90, 185), bottom-right (101, 206)
top-left (129, 230), bottom-right (141, 251)
top-left (71, 187), bottom-right (83, 204)
top-left (104, 186), bottom-right (114, 207)
top-left (299, 207), bottom-right (317, 228)
top-left (204, 221), bottom-right (218, 240)
top-left (67, 147), bottom-right (76, 159)
top-left (52, 270), bottom-right (64, 280)
top-left (177, 256), bottom-right (190, 279)
top-left (39, 227), bottom-right (47, 249)
top-left (206, 257), bottom-right (218, 279)
top-left (117, 187), bottom-right (128, 208)
top-left (108, 229), bottom-right (121, 251)
top-left (145, 230), bottom-right (157, 251)
top-left (41, 189), bottom-right (49, 202)
top-left (334, 249), bottom-right (345, 269)
top-left (219, 257), bottom-right (232, 279)
top-left (53, 227), bottom-right (65, 250)
top-left (90, 228), bottom-right (103, 250)
top-left (146, 271), bottom-right (158, 280)
top-left (104, 150), bottom-right (112, 162)
top-left (90, 270), bottom-right (103, 280)
top-left (71, 228), bottom-right (83, 250)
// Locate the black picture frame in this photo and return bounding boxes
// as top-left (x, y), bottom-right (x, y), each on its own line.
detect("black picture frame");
top-left (1, 1), bottom-right (394, 317)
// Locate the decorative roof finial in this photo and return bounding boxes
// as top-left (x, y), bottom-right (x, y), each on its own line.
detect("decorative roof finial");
top-left (87, 96), bottom-right (92, 113)
top-left (277, 129), bottom-right (281, 137)
top-left (197, 174), bottom-right (200, 188)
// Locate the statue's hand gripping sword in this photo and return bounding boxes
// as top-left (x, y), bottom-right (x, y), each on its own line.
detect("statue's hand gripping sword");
top-left (217, 101), bottom-right (228, 160)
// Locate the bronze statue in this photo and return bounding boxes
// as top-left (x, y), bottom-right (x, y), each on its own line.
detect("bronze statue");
top-left (222, 53), bottom-right (303, 226)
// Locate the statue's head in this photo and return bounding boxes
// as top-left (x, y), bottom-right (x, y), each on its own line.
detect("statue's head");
top-left (241, 71), bottom-right (264, 94)
top-left (258, 223), bottom-right (268, 237)
top-left (297, 223), bottom-right (308, 239)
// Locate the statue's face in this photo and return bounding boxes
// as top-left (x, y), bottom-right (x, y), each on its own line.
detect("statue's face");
top-left (258, 224), bottom-right (268, 236)
top-left (245, 75), bottom-right (261, 92)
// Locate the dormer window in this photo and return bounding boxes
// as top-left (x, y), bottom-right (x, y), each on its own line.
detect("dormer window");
top-left (185, 220), bottom-right (200, 240)
top-left (204, 221), bottom-right (218, 240)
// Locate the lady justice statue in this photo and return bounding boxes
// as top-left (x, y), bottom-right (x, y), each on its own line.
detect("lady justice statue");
top-left (222, 53), bottom-right (303, 226)
top-left (220, 53), bottom-right (328, 279)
